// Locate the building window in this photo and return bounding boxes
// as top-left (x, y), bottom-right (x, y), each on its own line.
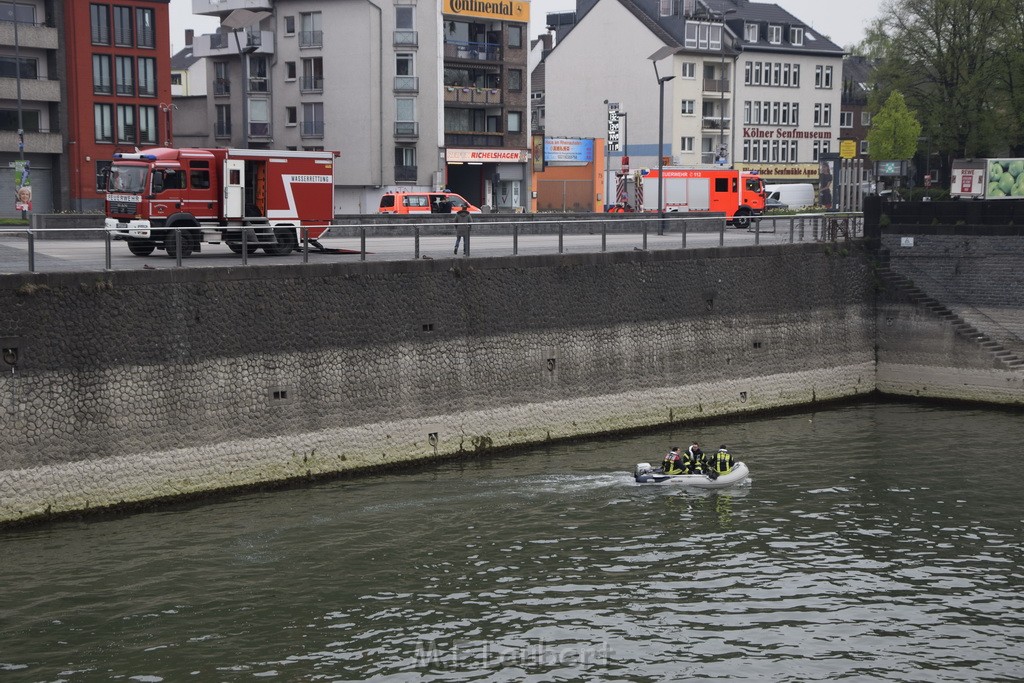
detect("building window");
top-left (248, 55), bottom-right (268, 92)
top-left (285, 62), bottom-right (296, 80)
top-left (284, 15), bottom-right (295, 35)
top-left (92, 55), bottom-right (112, 94)
top-left (840, 111), bottom-right (853, 128)
top-left (815, 65), bottom-right (833, 88)
top-left (861, 111), bottom-right (872, 126)
top-left (813, 103), bottom-right (831, 126)
top-left (95, 104), bottom-right (113, 142)
top-left (396, 97), bottom-right (416, 129)
top-left (302, 102), bottom-right (324, 137)
top-left (860, 139), bottom-right (869, 155)
top-left (136, 7), bottom-right (155, 48)
top-left (301, 57), bottom-right (323, 92)
top-left (684, 22), bottom-right (722, 50)
top-left (215, 104), bottom-right (231, 138)
top-left (115, 56), bottom-right (134, 96)
top-left (681, 62), bottom-right (695, 79)
top-left (681, 99), bottom-right (694, 115)
top-left (680, 136), bottom-right (694, 151)
top-left (214, 61), bottom-right (230, 96)
top-left (790, 27), bottom-right (803, 46)
top-left (138, 105), bottom-right (157, 145)
top-left (90, 4), bottom-right (110, 45)
top-left (285, 106), bottom-right (297, 125)
top-left (300, 12), bottom-right (323, 48)
top-left (170, 73), bottom-right (182, 86)
top-left (396, 6), bottom-right (413, 28)
top-left (116, 104), bottom-right (135, 144)
top-left (396, 146), bottom-right (416, 166)
top-left (137, 57), bottom-right (156, 96)
top-left (95, 160), bottom-right (111, 191)
top-left (508, 111), bottom-right (522, 133)
top-left (767, 24), bottom-right (781, 44)
top-left (508, 69), bottom-right (522, 91)
top-left (508, 25), bottom-right (522, 48)
top-left (812, 139), bottom-right (830, 160)
top-left (248, 98), bottom-right (270, 137)
top-left (744, 22), bottom-right (758, 42)
top-left (113, 6), bottom-right (133, 47)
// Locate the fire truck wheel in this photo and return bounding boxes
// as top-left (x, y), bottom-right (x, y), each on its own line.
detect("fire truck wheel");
top-left (732, 210), bottom-right (751, 230)
top-left (164, 229), bottom-right (195, 258)
top-left (227, 242), bottom-right (258, 255)
top-left (126, 238), bottom-right (155, 257)
top-left (264, 227), bottom-right (298, 256)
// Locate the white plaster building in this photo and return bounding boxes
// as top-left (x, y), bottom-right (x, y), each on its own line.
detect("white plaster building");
top-left (544, 0), bottom-right (844, 190)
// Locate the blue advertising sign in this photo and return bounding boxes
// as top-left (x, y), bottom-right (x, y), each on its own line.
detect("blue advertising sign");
top-left (544, 138), bottom-right (594, 164)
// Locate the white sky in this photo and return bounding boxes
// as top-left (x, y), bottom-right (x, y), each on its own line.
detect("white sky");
top-left (168, 0), bottom-right (884, 55)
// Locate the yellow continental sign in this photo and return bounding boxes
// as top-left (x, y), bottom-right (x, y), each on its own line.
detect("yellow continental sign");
top-left (839, 138), bottom-right (858, 159)
top-left (443, 0), bottom-right (529, 22)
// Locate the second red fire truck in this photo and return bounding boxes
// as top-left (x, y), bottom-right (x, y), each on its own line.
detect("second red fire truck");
top-left (105, 147), bottom-right (338, 258)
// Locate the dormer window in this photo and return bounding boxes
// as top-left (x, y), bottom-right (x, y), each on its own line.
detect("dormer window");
top-left (768, 24), bottom-right (782, 44)
top-left (744, 22), bottom-right (759, 42)
top-left (684, 21), bottom-right (723, 50)
top-left (790, 27), bottom-right (803, 46)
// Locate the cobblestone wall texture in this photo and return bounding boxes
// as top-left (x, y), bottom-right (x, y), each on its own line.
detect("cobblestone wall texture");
top-left (0, 243), bottom-right (922, 522)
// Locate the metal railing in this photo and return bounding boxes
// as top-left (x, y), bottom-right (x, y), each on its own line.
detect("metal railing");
top-left (0, 213), bottom-right (864, 274)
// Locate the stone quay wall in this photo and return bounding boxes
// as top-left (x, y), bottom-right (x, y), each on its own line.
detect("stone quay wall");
top-left (0, 243), bottom-right (877, 522)
top-left (876, 234), bottom-right (1024, 402)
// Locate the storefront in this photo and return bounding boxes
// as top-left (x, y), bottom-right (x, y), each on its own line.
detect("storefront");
top-left (445, 148), bottom-right (528, 211)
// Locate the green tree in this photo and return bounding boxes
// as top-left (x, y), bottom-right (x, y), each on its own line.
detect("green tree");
top-left (865, 0), bottom-right (1013, 159)
top-left (867, 91), bottom-right (922, 161)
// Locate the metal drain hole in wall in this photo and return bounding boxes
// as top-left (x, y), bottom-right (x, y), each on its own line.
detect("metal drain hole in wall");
top-left (546, 358), bottom-right (556, 372)
top-left (422, 323), bottom-right (434, 332)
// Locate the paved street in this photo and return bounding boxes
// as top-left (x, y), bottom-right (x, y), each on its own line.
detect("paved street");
top-left (0, 215), bottom-right (860, 275)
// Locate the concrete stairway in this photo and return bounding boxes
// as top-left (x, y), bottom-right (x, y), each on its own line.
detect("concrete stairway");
top-left (878, 266), bottom-right (1024, 370)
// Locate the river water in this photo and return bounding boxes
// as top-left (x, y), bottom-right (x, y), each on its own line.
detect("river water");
top-left (2, 400), bottom-right (1023, 682)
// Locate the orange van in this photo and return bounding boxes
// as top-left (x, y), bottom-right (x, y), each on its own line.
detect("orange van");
top-left (378, 191), bottom-right (482, 214)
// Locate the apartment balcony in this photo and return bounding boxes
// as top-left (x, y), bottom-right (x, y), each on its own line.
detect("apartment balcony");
top-left (298, 31), bottom-right (322, 48)
top-left (444, 132), bottom-right (505, 148)
top-left (443, 86), bottom-right (501, 105)
top-left (394, 122), bottom-right (418, 139)
top-left (0, 77), bottom-right (60, 102)
top-left (192, 0), bottom-right (271, 17)
top-left (394, 76), bottom-right (418, 93)
top-left (395, 165), bottom-right (417, 182)
top-left (393, 30), bottom-right (418, 47)
top-left (299, 77), bottom-right (323, 93)
top-left (214, 79), bottom-right (231, 96)
top-left (443, 41), bottom-right (501, 62)
top-left (0, 21), bottom-right (58, 50)
top-left (701, 116), bottom-right (731, 131)
top-left (702, 77), bottom-right (730, 93)
top-left (193, 29), bottom-right (275, 58)
top-left (301, 120), bottom-right (324, 138)
top-left (0, 129), bottom-right (63, 154)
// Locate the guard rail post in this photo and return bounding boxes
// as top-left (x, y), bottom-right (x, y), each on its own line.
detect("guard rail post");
top-left (104, 228), bottom-right (112, 270)
top-left (27, 229), bottom-right (34, 272)
top-left (360, 228), bottom-right (366, 261)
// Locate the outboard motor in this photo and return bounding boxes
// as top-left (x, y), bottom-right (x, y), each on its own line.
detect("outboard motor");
top-left (634, 462), bottom-right (654, 479)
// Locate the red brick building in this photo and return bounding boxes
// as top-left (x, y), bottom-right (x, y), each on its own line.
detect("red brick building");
top-left (64, 0), bottom-right (172, 211)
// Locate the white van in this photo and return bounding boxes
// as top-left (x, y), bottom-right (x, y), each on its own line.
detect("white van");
top-left (764, 183), bottom-right (815, 209)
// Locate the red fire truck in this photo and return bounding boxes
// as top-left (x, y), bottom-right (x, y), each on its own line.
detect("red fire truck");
top-left (104, 147), bottom-right (338, 257)
top-left (626, 167), bottom-right (766, 228)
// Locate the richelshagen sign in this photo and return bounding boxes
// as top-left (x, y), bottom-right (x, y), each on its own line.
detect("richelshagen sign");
top-left (443, 0), bottom-right (529, 21)
top-left (447, 148), bottom-right (528, 163)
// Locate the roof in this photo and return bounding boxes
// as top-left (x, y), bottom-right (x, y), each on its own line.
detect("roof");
top-left (550, 0), bottom-right (842, 58)
top-left (170, 46), bottom-right (200, 71)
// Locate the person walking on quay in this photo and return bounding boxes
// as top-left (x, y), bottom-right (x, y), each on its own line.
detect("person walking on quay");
top-left (454, 206), bottom-right (471, 255)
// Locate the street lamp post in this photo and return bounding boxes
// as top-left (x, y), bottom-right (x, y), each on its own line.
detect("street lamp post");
top-left (649, 47), bottom-right (677, 226)
top-left (716, 9), bottom-right (736, 165)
